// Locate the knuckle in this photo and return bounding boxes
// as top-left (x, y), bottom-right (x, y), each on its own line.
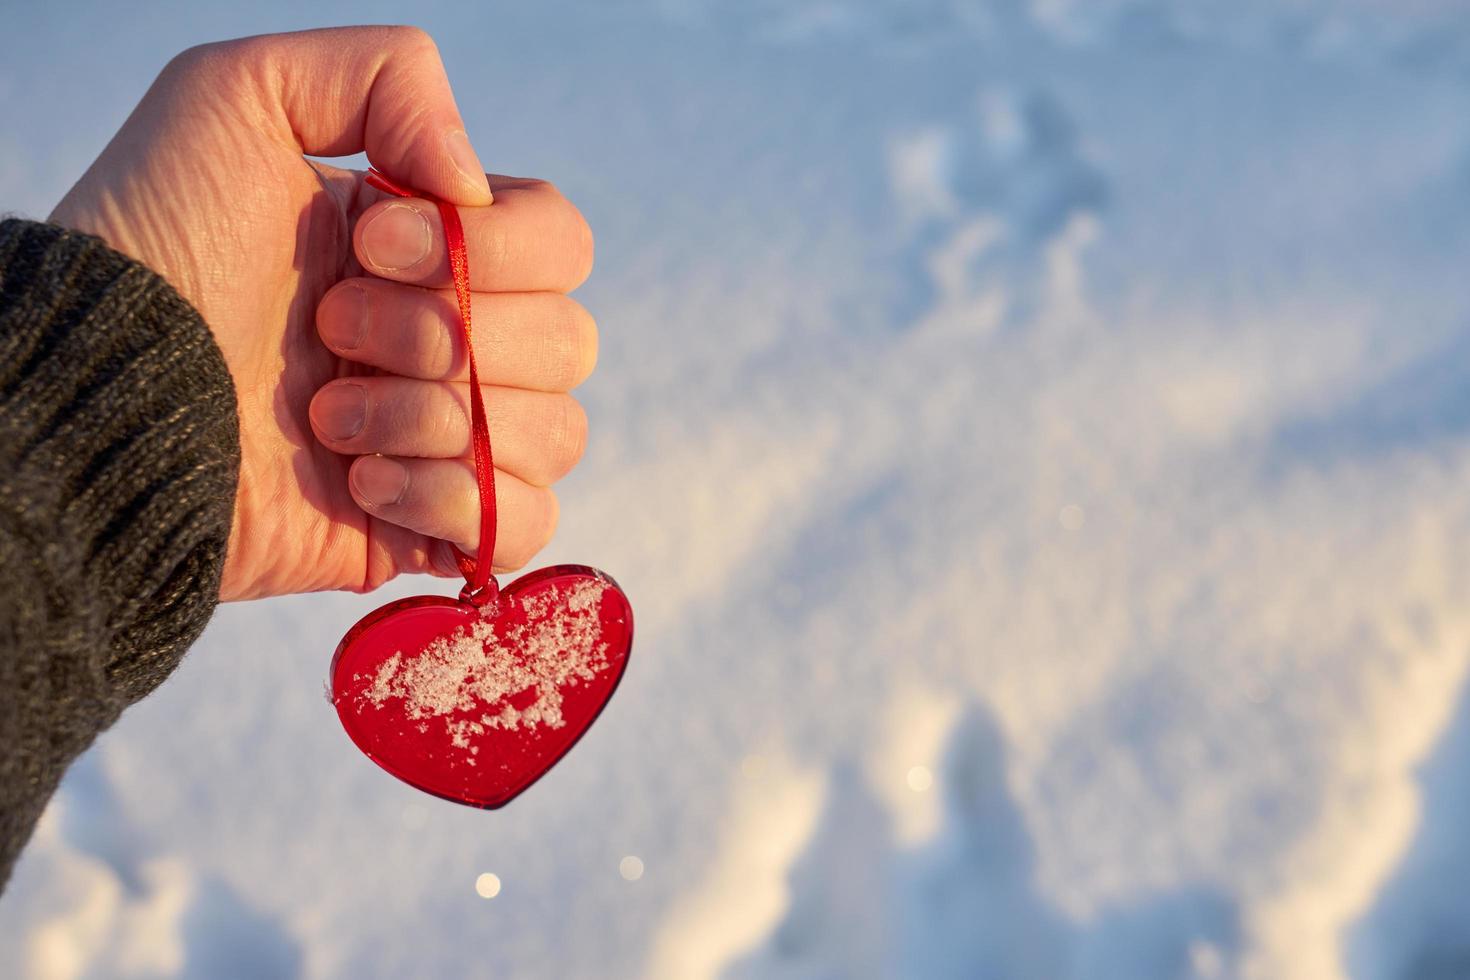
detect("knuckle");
top-left (170, 38), bottom-right (232, 68)
top-left (547, 299), bottom-right (598, 390)
top-left (550, 397), bottom-right (588, 478)
top-left (162, 45), bottom-right (208, 78)
top-left (161, 37), bottom-right (286, 117)
top-left (464, 497), bottom-right (487, 555)
top-left (162, 40), bottom-right (242, 87)
top-left (526, 490), bottom-right (559, 561)
top-left (568, 205), bottom-right (595, 288)
top-left (482, 225), bottom-right (512, 278)
top-left (501, 489), bottom-right (557, 571)
top-left (540, 490), bottom-right (561, 548)
top-left (411, 384), bottom-right (462, 452)
top-left (424, 297), bottom-right (459, 377)
top-left (523, 179), bottom-right (593, 288)
top-left (574, 304), bottom-right (599, 383)
top-left (387, 24), bottom-right (440, 57)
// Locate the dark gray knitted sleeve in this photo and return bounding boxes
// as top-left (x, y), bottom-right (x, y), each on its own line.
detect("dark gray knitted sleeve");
top-left (0, 218), bottom-right (240, 891)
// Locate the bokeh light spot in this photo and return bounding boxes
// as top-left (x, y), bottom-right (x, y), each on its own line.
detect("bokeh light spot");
top-left (620, 856), bottom-right (645, 881)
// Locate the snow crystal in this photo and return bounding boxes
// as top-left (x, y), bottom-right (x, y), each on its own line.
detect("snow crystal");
top-left (361, 580), bottom-right (612, 744)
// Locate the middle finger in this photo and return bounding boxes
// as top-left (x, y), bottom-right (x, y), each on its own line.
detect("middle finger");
top-left (317, 278), bottom-right (598, 391)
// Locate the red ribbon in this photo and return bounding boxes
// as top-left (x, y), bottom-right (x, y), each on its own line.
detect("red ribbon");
top-left (364, 167), bottom-right (498, 604)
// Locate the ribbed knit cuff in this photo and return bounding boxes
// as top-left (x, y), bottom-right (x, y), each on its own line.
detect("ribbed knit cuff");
top-left (0, 218), bottom-right (240, 704)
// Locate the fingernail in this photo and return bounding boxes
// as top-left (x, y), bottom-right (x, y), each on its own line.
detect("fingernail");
top-left (445, 130), bottom-right (492, 201)
top-left (312, 382), bottom-right (367, 441)
top-left (320, 284), bottom-right (369, 351)
top-left (353, 455), bottom-right (409, 507)
top-left (360, 203), bottom-right (431, 272)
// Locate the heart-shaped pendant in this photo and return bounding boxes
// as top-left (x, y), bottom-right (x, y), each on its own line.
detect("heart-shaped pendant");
top-left (331, 565), bottom-right (633, 807)
top-left (331, 168), bottom-right (633, 808)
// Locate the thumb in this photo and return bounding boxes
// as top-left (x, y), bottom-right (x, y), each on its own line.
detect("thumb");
top-left (195, 26), bottom-right (493, 206)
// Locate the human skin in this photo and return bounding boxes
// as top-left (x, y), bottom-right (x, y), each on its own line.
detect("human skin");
top-left (48, 26), bottom-right (598, 602)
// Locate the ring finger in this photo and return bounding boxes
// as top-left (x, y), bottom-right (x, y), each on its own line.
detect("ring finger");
top-left (309, 377), bottom-right (586, 487)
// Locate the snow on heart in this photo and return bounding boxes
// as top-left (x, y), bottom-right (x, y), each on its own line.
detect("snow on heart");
top-left (356, 579), bottom-right (612, 750)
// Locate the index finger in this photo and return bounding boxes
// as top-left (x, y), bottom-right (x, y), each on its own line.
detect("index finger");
top-left (353, 176), bottom-right (593, 293)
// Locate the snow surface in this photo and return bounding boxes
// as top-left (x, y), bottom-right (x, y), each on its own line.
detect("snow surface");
top-left (6, 1), bottom-right (1470, 977)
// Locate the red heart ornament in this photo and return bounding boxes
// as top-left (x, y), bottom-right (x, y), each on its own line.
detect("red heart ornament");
top-left (331, 565), bottom-right (633, 808)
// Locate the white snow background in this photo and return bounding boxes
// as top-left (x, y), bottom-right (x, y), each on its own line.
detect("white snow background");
top-left (5, 1), bottom-right (1470, 977)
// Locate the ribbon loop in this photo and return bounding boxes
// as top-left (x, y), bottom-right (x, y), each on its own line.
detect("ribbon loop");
top-left (364, 167), bottom-right (497, 596)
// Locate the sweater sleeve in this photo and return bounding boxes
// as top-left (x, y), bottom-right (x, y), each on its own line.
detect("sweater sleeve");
top-left (0, 218), bottom-right (240, 890)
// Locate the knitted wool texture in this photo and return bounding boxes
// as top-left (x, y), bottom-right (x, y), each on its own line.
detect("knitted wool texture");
top-left (0, 218), bottom-right (240, 890)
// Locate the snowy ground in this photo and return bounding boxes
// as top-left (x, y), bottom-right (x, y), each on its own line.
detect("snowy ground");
top-left (6, 2), bottom-right (1470, 978)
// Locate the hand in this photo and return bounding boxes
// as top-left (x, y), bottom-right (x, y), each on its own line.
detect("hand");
top-left (48, 26), bottom-right (596, 602)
